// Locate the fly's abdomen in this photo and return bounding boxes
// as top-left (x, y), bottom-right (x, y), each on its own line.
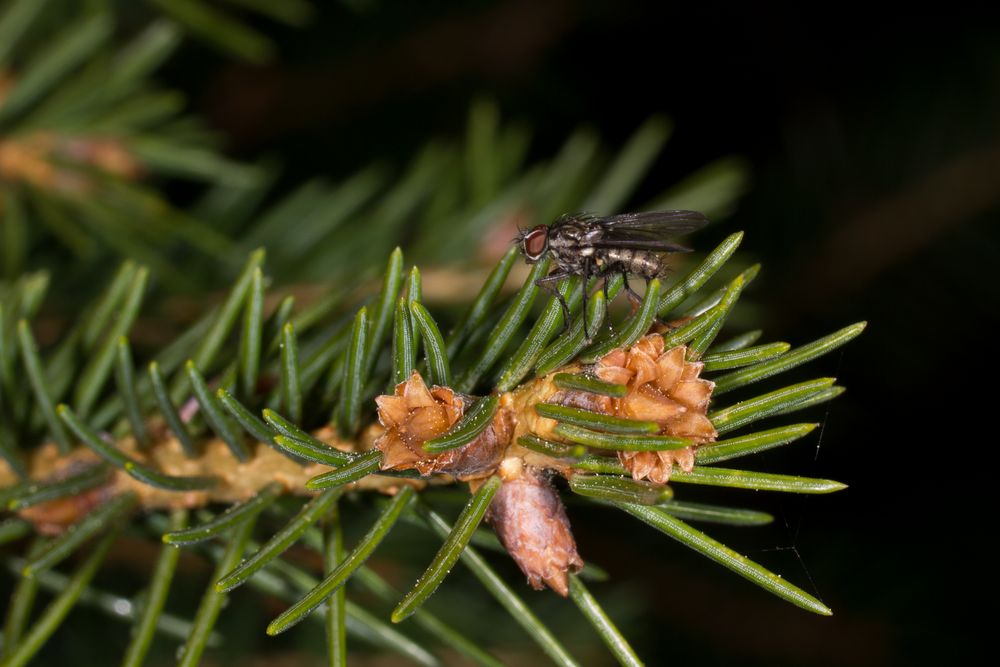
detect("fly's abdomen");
top-left (602, 248), bottom-right (667, 278)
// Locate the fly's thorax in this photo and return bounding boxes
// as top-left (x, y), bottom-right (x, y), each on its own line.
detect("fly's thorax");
top-left (548, 243), bottom-right (592, 274)
top-left (547, 219), bottom-right (599, 273)
top-left (549, 218), bottom-right (602, 246)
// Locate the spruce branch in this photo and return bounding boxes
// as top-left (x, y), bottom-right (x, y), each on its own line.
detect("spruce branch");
top-left (0, 228), bottom-right (862, 665)
top-left (0, 21), bottom-right (865, 658)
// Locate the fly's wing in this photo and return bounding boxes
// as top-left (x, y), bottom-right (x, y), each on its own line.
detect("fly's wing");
top-left (598, 210), bottom-right (709, 235)
top-left (589, 237), bottom-right (693, 252)
top-left (587, 210), bottom-right (708, 252)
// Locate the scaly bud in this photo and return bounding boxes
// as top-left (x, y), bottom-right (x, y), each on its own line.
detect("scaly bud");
top-left (486, 458), bottom-right (583, 596)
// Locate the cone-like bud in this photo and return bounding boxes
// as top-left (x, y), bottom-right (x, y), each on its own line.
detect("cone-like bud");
top-left (374, 371), bottom-right (511, 479)
top-left (594, 335), bottom-right (717, 484)
top-left (486, 458), bottom-right (583, 596)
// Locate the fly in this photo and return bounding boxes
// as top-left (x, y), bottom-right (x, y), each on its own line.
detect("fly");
top-left (516, 210), bottom-right (709, 339)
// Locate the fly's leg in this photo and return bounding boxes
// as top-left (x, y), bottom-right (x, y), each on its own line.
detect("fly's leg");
top-left (581, 257), bottom-right (594, 343)
top-left (535, 271), bottom-right (573, 335)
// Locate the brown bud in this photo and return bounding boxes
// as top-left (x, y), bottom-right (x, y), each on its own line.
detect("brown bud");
top-left (486, 459), bottom-right (583, 596)
top-left (373, 371), bottom-right (511, 479)
top-left (593, 335), bottom-right (717, 484)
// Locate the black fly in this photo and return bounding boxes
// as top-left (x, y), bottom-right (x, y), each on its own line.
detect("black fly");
top-left (516, 210), bottom-right (709, 339)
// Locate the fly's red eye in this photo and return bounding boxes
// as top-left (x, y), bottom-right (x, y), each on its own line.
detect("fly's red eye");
top-left (523, 226), bottom-right (548, 259)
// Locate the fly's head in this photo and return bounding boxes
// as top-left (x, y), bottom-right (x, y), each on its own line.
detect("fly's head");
top-left (516, 224), bottom-right (550, 263)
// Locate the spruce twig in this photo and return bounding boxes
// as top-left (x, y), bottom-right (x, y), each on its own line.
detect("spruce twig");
top-left (0, 26), bottom-right (859, 660)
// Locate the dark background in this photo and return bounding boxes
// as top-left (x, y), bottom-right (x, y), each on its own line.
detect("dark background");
top-left (62, 2), bottom-right (1000, 664)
